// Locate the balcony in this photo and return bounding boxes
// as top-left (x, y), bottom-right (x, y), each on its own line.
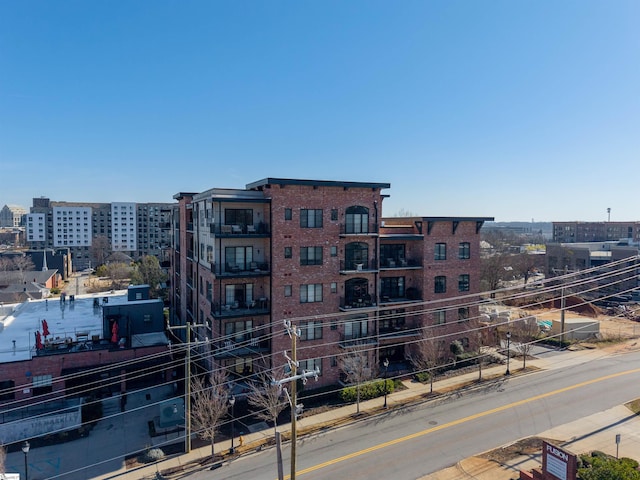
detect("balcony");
top-left (210, 222), bottom-right (271, 236)
top-left (211, 298), bottom-right (270, 318)
top-left (339, 294), bottom-right (377, 311)
top-left (339, 259), bottom-right (378, 273)
top-left (379, 257), bottom-right (422, 269)
top-left (213, 336), bottom-right (270, 359)
top-left (379, 287), bottom-right (422, 305)
top-left (379, 321), bottom-right (420, 339)
top-left (339, 333), bottom-right (377, 348)
top-left (210, 262), bottom-right (270, 277)
top-left (339, 223), bottom-right (379, 236)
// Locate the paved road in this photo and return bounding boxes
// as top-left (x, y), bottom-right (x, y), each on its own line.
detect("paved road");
top-left (184, 348), bottom-right (640, 480)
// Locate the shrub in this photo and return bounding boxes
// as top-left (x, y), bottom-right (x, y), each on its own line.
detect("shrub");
top-left (139, 447), bottom-right (165, 464)
top-left (414, 372), bottom-right (431, 383)
top-left (339, 379), bottom-right (395, 403)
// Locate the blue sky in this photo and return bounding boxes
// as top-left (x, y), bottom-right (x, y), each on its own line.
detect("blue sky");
top-left (1, 1), bottom-right (638, 222)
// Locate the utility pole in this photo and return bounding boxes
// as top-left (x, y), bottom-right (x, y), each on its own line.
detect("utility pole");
top-left (167, 321), bottom-right (206, 453)
top-left (273, 320), bottom-right (319, 480)
top-left (560, 286), bottom-right (566, 345)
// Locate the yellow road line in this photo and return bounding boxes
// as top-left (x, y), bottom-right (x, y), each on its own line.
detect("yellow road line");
top-left (285, 367), bottom-right (640, 479)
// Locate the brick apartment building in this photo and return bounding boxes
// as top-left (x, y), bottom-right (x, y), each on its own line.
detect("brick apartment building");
top-left (553, 221), bottom-right (640, 243)
top-left (169, 178), bottom-right (493, 389)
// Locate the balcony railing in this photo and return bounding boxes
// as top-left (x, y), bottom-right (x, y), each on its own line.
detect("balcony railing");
top-left (379, 287), bottom-right (422, 304)
top-left (339, 333), bottom-right (377, 348)
top-left (211, 298), bottom-right (270, 317)
top-left (339, 223), bottom-right (379, 235)
top-left (214, 336), bottom-right (270, 358)
top-left (340, 294), bottom-right (377, 310)
top-left (340, 259), bottom-right (378, 272)
top-left (379, 321), bottom-right (420, 337)
top-left (380, 257), bottom-right (422, 269)
top-left (210, 222), bottom-right (271, 236)
top-left (210, 262), bottom-right (270, 276)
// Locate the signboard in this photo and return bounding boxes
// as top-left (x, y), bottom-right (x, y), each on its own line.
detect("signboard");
top-left (542, 441), bottom-right (577, 480)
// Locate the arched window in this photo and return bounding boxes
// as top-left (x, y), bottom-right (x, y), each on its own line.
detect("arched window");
top-left (345, 206), bottom-right (369, 234)
top-left (345, 277), bottom-right (371, 308)
top-left (345, 242), bottom-right (368, 270)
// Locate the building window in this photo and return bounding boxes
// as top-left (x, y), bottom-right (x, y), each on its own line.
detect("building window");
top-left (330, 282), bottom-right (337, 293)
top-left (300, 209), bottom-right (323, 228)
top-left (434, 310), bottom-right (446, 325)
top-left (0, 380), bottom-right (15, 400)
top-left (32, 374), bottom-right (53, 396)
top-left (284, 247), bottom-right (292, 259)
top-left (330, 245), bottom-right (338, 257)
top-left (344, 316), bottom-right (368, 340)
top-left (380, 244), bottom-right (406, 266)
top-left (435, 243), bottom-right (447, 260)
top-left (301, 246), bottom-right (323, 266)
top-left (285, 208), bottom-right (292, 221)
top-left (300, 284), bottom-right (323, 303)
top-left (225, 246), bottom-right (253, 272)
top-left (300, 321), bottom-right (323, 341)
top-left (381, 277), bottom-right (405, 298)
top-left (284, 285), bottom-right (292, 297)
top-left (458, 307), bottom-right (469, 321)
top-left (225, 319), bottom-right (253, 342)
top-left (458, 274), bottom-right (470, 292)
top-left (225, 208), bottom-right (253, 227)
top-left (298, 358), bottom-right (322, 375)
top-left (345, 206), bottom-right (369, 233)
top-left (434, 276), bottom-right (446, 293)
top-left (331, 209), bottom-right (338, 221)
top-left (380, 308), bottom-right (405, 332)
top-left (458, 242), bottom-right (470, 259)
top-left (345, 242), bottom-right (368, 270)
top-left (206, 281), bottom-right (212, 301)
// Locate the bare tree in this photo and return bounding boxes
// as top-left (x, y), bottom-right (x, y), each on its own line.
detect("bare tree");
top-left (338, 343), bottom-right (373, 414)
top-left (190, 368), bottom-right (229, 462)
top-left (105, 262), bottom-right (131, 289)
top-left (247, 368), bottom-right (287, 439)
top-left (90, 235), bottom-right (111, 267)
top-left (0, 257), bottom-right (12, 272)
top-left (407, 327), bottom-right (447, 393)
top-left (480, 254), bottom-right (509, 297)
top-left (512, 252), bottom-right (545, 285)
top-left (511, 315), bottom-right (540, 370)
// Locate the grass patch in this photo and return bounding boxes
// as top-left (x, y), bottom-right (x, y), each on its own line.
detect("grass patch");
top-left (625, 398), bottom-right (640, 415)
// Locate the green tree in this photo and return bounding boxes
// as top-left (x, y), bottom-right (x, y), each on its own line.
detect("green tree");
top-left (130, 255), bottom-right (167, 298)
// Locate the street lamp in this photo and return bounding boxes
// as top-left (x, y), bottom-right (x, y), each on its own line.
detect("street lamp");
top-left (505, 331), bottom-right (511, 376)
top-left (383, 358), bottom-right (389, 409)
top-left (229, 396), bottom-right (236, 454)
top-left (22, 440), bottom-right (30, 480)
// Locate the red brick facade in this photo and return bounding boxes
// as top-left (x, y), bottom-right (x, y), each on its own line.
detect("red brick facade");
top-left (170, 179), bottom-right (493, 389)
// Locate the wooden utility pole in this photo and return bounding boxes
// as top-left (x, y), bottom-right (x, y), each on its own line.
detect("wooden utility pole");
top-left (273, 320), bottom-right (319, 480)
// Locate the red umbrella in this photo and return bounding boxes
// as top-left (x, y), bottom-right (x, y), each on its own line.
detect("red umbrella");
top-left (35, 331), bottom-right (43, 350)
top-left (42, 319), bottom-right (50, 337)
top-left (111, 322), bottom-right (119, 343)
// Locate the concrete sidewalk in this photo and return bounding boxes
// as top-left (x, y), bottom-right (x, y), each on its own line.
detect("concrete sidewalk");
top-left (97, 345), bottom-right (640, 480)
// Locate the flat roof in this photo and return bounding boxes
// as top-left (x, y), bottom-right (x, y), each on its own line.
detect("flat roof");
top-left (246, 178), bottom-right (391, 190)
top-left (0, 291), bottom-right (129, 364)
